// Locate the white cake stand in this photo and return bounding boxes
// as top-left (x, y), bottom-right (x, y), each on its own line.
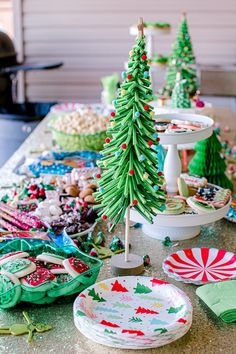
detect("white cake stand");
top-left (156, 113), bottom-right (214, 194)
top-left (130, 199), bottom-right (231, 241)
top-left (130, 113), bottom-right (230, 240)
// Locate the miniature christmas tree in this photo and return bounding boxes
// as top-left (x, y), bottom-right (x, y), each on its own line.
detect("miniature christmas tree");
top-left (93, 19), bottom-right (166, 275)
top-left (171, 72), bottom-right (191, 108)
top-left (161, 13), bottom-right (199, 97)
top-left (188, 131), bottom-right (233, 190)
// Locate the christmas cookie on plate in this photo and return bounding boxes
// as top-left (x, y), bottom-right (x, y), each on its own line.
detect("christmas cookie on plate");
top-left (0, 251), bottom-right (29, 266)
top-left (180, 173), bottom-right (207, 188)
top-left (62, 257), bottom-right (89, 278)
top-left (48, 273), bottom-right (77, 298)
top-left (156, 197), bottom-right (185, 215)
top-left (187, 197), bottom-right (215, 214)
top-left (47, 264), bottom-right (68, 274)
top-left (0, 271), bottom-right (21, 309)
top-left (177, 177), bottom-right (189, 197)
top-left (1, 258), bottom-right (36, 278)
top-left (21, 268), bottom-right (56, 292)
top-left (36, 253), bottom-right (65, 265)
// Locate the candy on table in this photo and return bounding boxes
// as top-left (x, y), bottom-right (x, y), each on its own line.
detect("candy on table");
top-left (143, 254), bottom-right (150, 266)
top-left (0, 203), bottom-right (44, 229)
top-left (0, 218), bottom-right (20, 232)
top-left (162, 236), bottom-right (172, 247)
top-left (32, 199), bottom-right (62, 224)
top-left (109, 236), bottom-right (125, 252)
top-left (0, 311), bottom-right (52, 343)
top-left (0, 210), bottom-right (31, 231)
top-left (94, 231), bottom-right (105, 245)
top-left (89, 248), bottom-right (98, 257)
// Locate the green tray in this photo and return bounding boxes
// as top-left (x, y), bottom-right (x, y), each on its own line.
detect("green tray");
top-left (0, 240), bottom-right (103, 309)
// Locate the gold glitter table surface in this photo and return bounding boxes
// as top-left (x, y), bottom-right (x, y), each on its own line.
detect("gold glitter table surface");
top-left (0, 110), bottom-right (235, 354)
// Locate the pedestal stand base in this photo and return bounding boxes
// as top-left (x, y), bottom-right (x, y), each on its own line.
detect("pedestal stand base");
top-left (111, 253), bottom-right (144, 276)
top-left (142, 224), bottom-right (201, 241)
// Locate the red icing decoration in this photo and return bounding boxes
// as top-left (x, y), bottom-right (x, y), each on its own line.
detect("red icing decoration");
top-left (147, 140), bottom-right (153, 146)
top-left (135, 306), bottom-right (159, 314)
top-left (102, 214), bottom-right (108, 220)
top-left (24, 268), bottom-right (55, 286)
top-left (141, 54), bottom-right (147, 60)
top-left (96, 173), bottom-right (101, 179)
top-left (100, 320), bottom-right (120, 328)
top-left (196, 100), bottom-right (205, 108)
top-left (67, 257), bottom-right (89, 274)
top-left (158, 171), bottom-right (163, 176)
top-left (110, 111), bottom-right (116, 117)
top-left (127, 74), bottom-right (132, 80)
top-left (27, 256), bottom-right (44, 269)
top-left (105, 138), bottom-right (111, 143)
top-left (177, 318), bottom-right (187, 324)
top-left (111, 280), bottom-right (128, 292)
top-left (132, 199), bottom-right (138, 205)
top-left (0, 251), bottom-right (23, 261)
top-left (122, 329), bottom-right (145, 336)
top-left (150, 278), bottom-right (169, 287)
top-left (121, 143), bottom-right (127, 149)
top-left (129, 169), bottom-right (135, 176)
top-left (144, 105), bottom-right (149, 111)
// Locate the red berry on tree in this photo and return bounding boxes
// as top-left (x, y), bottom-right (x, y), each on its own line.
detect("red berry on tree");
top-left (157, 137), bottom-right (160, 142)
top-left (127, 74), bottom-right (132, 80)
top-left (102, 214), bottom-right (108, 220)
top-left (111, 111), bottom-right (116, 117)
top-left (158, 171), bottom-right (163, 176)
top-left (132, 199), bottom-right (138, 205)
top-left (144, 105), bottom-right (149, 111)
top-left (141, 54), bottom-right (147, 60)
top-left (129, 169), bottom-right (135, 176)
top-left (105, 138), bottom-right (111, 143)
top-left (121, 143), bottom-right (127, 149)
top-left (147, 140), bottom-right (153, 146)
top-left (96, 173), bottom-right (101, 178)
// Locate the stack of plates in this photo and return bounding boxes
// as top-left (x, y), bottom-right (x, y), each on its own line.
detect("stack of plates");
top-left (73, 276), bottom-right (192, 349)
top-left (163, 248), bottom-right (236, 285)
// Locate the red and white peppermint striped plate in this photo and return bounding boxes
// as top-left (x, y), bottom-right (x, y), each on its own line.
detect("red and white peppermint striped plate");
top-left (163, 248), bottom-right (236, 285)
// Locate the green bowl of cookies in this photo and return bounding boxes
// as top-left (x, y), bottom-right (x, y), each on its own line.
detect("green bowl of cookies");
top-left (49, 108), bottom-right (110, 151)
top-left (0, 240), bottom-right (103, 309)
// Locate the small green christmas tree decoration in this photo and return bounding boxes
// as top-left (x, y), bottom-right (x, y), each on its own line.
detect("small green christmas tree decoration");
top-left (88, 288), bottom-right (106, 302)
top-left (171, 72), bottom-right (191, 108)
top-left (161, 13), bottom-right (199, 97)
top-left (93, 19), bottom-right (165, 275)
top-left (134, 282), bottom-right (152, 294)
top-left (188, 131), bottom-right (233, 190)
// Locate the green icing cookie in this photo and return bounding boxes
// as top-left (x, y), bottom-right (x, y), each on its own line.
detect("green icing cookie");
top-left (2, 259), bottom-right (31, 274)
top-left (0, 271), bottom-right (21, 309)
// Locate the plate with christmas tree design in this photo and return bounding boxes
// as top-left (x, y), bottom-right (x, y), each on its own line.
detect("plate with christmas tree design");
top-left (73, 276), bottom-right (192, 349)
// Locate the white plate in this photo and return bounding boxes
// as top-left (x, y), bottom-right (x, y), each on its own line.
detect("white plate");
top-left (73, 276), bottom-right (192, 349)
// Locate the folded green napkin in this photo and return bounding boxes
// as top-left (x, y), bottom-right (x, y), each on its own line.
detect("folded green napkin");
top-left (196, 280), bottom-right (236, 323)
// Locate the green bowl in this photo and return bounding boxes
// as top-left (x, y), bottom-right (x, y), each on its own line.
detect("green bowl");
top-left (0, 240), bottom-right (103, 309)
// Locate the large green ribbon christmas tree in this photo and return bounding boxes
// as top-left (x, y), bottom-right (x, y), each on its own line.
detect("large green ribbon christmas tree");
top-left (94, 20), bottom-right (166, 232)
top-left (188, 131), bottom-right (233, 190)
top-left (161, 13), bottom-right (199, 97)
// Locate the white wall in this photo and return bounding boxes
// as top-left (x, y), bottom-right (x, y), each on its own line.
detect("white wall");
top-left (14, 0), bottom-right (236, 102)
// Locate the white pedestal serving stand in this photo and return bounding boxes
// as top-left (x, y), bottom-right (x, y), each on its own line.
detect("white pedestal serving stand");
top-left (130, 113), bottom-right (230, 240)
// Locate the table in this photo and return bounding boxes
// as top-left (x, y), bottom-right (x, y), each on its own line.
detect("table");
top-left (0, 108), bottom-right (235, 354)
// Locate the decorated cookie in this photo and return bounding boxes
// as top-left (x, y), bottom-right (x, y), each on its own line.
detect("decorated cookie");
top-left (48, 273), bottom-right (78, 297)
top-left (62, 257), bottom-right (90, 278)
top-left (36, 253), bottom-right (65, 265)
top-left (21, 268), bottom-right (56, 291)
top-left (177, 177), bottom-right (189, 197)
top-left (0, 271), bottom-right (21, 308)
top-left (196, 187), bottom-right (231, 207)
top-left (47, 264), bottom-right (68, 274)
top-left (155, 120), bottom-right (170, 132)
top-left (2, 259), bottom-right (36, 278)
top-left (156, 198), bottom-right (185, 215)
top-left (27, 256), bottom-right (45, 269)
top-left (187, 197), bottom-right (215, 214)
top-left (0, 252), bottom-right (29, 266)
top-left (180, 173), bottom-right (207, 188)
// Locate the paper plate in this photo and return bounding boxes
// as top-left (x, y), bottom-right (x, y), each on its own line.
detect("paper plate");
top-left (73, 276), bottom-right (192, 349)
top-left (163, 248), bottom-right (236, 285)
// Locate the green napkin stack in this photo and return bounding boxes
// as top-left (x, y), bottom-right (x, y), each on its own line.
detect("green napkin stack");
top-left (196, 280), bottom-right (236, 323)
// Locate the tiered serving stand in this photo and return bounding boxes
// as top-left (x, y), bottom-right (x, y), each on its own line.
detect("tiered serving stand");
top-left (130, 113), bottom-right (231, 240)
